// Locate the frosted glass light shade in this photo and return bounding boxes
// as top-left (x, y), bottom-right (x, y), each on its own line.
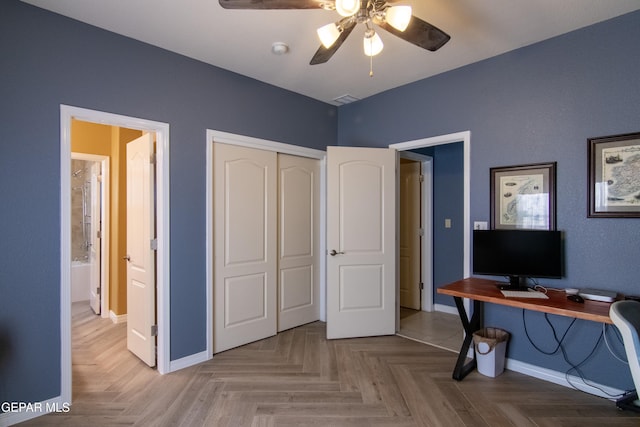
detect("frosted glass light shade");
top-left (385, 5), bottom-right (412, 31)
top-left (317, 23), bottom-right (341, 48)
top-left (335, 0), bottom-right (360, 17)
top-left (363, 32), bottom-right (383, 56)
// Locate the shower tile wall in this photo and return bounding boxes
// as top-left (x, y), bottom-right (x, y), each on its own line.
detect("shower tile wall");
top-left (71, 159), bottom-right (92, 262)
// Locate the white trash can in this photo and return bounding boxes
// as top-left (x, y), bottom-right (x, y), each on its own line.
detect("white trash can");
top-left (472, 327), bottom-right (510, 377)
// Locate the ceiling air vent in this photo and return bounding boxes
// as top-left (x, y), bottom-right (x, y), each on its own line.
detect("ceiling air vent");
top-left (332, 94), bottom-right (360, 106)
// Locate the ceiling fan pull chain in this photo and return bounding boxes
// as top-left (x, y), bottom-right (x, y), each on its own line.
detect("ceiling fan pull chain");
top-left (369, 53), bottom-right (374, 77)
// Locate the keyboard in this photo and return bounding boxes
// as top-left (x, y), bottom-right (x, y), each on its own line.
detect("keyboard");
top-left (500, 290), bottom-right (549, 299)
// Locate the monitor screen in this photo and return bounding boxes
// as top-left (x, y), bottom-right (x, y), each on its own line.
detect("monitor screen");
top-left (472, 229), bottom-right (563, 289)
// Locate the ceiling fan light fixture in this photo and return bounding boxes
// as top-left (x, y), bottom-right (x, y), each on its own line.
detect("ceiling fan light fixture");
top-left (335, 0), bottom-right (360, 17)
top-left (363, 31), bottom-right (383, 57)
top-left (317, 22), bottom-right (341, 49)
top-left (385, 5), bottom-right (412, 32)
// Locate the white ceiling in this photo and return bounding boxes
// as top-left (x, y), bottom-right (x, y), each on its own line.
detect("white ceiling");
top-left (23, 0), bottom-right (640, 105)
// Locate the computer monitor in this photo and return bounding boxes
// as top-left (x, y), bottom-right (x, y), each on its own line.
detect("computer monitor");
top-left (472, 229), bottom-right (563, 290)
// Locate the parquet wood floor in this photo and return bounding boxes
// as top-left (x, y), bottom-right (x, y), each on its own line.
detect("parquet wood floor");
top-left (20, 303), bottom-right (638, 426)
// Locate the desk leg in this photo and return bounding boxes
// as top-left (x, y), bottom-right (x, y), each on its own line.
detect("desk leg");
top-left (451, 297), bottom-right (483, 381)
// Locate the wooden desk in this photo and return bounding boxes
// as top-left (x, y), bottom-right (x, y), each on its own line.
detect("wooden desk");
top-left (437, 277), bottom-right (614, 380)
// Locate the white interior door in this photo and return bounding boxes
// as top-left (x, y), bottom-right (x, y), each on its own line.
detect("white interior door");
top-left (277, 154), bottom-right (320, 332)
top-left (399, 159), bottom-right (421, 310)
top-left (88, 161), bottom-right (101, 315)
top-left (126, 133), bottom-right (156, 367)
top-left (214, 143), bottom-right (277, 353)
top-left (326, 146), bottom-right (396, 339)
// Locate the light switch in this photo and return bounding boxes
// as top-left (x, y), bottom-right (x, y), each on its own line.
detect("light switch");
top-left (445, 218), bottom-right (452, 228)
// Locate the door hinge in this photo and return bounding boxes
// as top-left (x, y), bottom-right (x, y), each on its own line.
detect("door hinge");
top-left (96, 287), bottom-right (101, 296)
top-left (419, 228), bottom-right (424, 236)
top-left (419, 174), bottom-right (424, 183)
top-left (150, 152), bottom-right (157, 165)
top-left (97, 230), bottom-right (102, 239)
top-left (151, 325), bottom-right (158, 337)
top-left (420, 282), bottom-right (424, 290)
top-left (150, 238), bottom-right (158, 250)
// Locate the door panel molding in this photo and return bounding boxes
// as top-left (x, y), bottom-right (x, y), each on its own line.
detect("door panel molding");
top-left (126, 133), bottom-right (156, 367)
top-left (327, 146), bottom-right (396, 339)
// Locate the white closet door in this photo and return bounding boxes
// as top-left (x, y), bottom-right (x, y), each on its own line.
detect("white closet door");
top-left (277, 154), bottom-right (320, 331)
top-left (213, 143), bottom-right (277, 353)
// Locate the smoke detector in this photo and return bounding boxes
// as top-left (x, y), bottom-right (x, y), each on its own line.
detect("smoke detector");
top-left (271, 42), bottom-right (290, 55)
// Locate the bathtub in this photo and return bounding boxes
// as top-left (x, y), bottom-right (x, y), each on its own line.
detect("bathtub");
top-left (71, 261), bottom-right (91, 302)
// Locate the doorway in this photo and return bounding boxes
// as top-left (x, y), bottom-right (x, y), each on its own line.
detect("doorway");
top-left (70, 153), bottom-right (109, 317)
top-left (391, 132), bottom-right (471, 345)
top-left (60, 105), bottom-right (171, 403)
top-left (398, 152), bottom-right (434, 313)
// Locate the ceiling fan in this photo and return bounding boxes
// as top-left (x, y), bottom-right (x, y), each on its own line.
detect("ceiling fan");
top-left (218, 0), bottom-right (450, 67)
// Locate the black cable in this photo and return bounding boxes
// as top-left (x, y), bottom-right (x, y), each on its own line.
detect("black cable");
top-left (523, 309), bottom-right (626, 397)
top-left (522, 309), bottom-right (576, 355)
top-left (561, 329), bottom-right (626, 397)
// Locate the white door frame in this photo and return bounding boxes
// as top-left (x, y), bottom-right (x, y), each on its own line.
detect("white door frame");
top-left (70, 152), bottom-right (110, 318)
top-left (60, 105), bottom-right (171, 405)
top-left (390, 131), bottom-right (471, 315)
top-left (205, 130), bottom-right (326, 359)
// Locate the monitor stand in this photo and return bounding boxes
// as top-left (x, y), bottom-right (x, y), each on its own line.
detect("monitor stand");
top-left (496, 275), bottom-right (530, 292)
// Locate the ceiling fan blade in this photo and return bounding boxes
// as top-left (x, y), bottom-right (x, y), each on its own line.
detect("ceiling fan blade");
top-left (375, 14), bottom-right (450, 52)
top-left (310, 19), bottom-right (356, 65)
top-left (219, 0), bottom-right (327, 9)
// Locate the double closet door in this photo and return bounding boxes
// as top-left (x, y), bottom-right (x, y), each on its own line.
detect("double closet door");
top-left (213, 143), bottom-right (320, 353)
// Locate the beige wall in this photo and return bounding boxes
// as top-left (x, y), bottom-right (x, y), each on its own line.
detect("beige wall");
top-left (71, 119), bottom-right (142, 316)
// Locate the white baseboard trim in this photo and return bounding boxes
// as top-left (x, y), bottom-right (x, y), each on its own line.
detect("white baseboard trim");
top-left (0, 395), bottom-right (70, 426)
top-left (434, 303), bottom-right (458, 316)
top-left (109, 310), bottom-right (127, 324)
top-left (168, 350), bottom-right (210, 373)
top-left (433, 304), bottom-right (623, 400)
top-left (505, 358), bottom-right (624, 400)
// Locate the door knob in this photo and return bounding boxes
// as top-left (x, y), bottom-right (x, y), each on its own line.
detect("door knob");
top-left (123, 255), bottom-right (131, 262)
top-left (329, 249), bottom-right (344, 256)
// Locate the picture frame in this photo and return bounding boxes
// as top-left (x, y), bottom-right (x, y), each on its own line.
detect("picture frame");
top-left (588, 132), bottom-right (640, 218)
top-left (490, 162), bottom-right (556, 230)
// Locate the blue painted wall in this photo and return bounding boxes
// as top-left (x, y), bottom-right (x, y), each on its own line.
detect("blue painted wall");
top-left (338, 11), bottom-right (640, 390)
top-left (2, 0), bottom-right (639, 408)
top-left (0, 0), bottom-right (336, 405)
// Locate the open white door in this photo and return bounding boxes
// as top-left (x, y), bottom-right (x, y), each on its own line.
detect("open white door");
top-left (213, 143), bottom-right (277, 353)
top-left (88, 161), bottom-right (101, 315)
top-left (399, 159), bottom-right (421, 310)
top-left (126, 133), bottom-right (156, 367)
top-left (326, 146), bottom-right (396, 339)
top-left (277, 154), bottom-right (320, 331)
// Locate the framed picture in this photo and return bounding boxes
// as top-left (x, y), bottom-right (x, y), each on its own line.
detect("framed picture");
top-left (588, 132), bottom-right (640, 218)
top-left (490, 162), bottom-right (556, 230)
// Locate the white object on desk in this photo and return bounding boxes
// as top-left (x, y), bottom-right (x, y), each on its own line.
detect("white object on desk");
top-left (501, 289), bottom-right (549, 299)
top-left (579, 288), bottom-right (617, 302)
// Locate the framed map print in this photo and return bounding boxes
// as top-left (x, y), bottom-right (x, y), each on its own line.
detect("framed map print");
top-left (588, 132), bottom-right (640, 218)
top-left (490, 162), bottom-right (556, 230)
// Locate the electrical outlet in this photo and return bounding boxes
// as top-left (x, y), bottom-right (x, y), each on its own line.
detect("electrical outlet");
top-left (445, 218), bottom-right (452, 228)
top-left (474, 221), bottom-right (488, 230)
